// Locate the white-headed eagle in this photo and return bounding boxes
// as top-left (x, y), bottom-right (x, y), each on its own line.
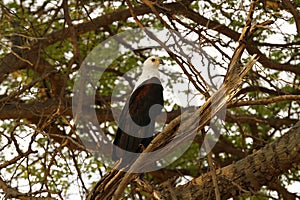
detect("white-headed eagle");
top-left (112, 56), bottom-right (164, 163)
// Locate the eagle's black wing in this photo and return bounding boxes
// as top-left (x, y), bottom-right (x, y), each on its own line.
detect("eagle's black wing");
top-left (112, 77), bottom-right (163, 163)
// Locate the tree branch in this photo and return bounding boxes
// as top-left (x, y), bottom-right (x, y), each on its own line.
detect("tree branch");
top-left (164, 120), bottom-right (300, 199)
top-left (0, 176), bottom-right (56, 200)
top-left (227, 94), bottom-right (300, 107)
top-left (2, 1), bottom-right (299, 82)
top-left (282, 0), bottom-right (300, 37)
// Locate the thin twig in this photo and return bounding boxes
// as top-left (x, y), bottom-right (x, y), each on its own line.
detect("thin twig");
top-left (205, 139), bottom-right (221, 200)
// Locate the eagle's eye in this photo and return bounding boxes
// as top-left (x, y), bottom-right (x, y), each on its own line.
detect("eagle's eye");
top-left (151, 58), bottom-right (156, 62)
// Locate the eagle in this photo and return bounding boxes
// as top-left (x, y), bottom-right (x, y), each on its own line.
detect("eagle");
top-left (112, 56), bottom-right (164, 164)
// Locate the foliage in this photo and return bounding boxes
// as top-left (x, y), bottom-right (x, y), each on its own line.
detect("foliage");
top-left (0, 0), bottom-right (299, 199)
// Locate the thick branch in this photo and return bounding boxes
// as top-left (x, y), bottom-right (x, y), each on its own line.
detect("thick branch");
top-left (165, 120), bottom-right (300, 199)
top-left (0, 99), bottom-right (72, 120)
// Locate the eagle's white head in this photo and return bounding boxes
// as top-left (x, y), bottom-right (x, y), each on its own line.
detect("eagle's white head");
top-left (133, 56), bottom-right (162, 91)
top-left (143, 56), bottom-right (162, 69)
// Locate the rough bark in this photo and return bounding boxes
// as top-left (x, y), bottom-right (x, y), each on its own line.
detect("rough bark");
top-left (164, 121), bottom-right (300, 199)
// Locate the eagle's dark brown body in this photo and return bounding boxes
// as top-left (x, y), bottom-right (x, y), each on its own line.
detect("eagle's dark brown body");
top-left (112, 77), bottom-right (163, 163)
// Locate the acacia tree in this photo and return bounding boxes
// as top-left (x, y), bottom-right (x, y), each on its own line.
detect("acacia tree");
top-left (0, 0), bottom-right (299, 199)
